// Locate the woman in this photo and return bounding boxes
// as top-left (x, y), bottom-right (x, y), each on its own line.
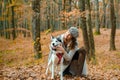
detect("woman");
top-left (55, 27), bottom-right (88, 76)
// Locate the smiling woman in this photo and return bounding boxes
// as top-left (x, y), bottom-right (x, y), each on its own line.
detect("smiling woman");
top-left (54, 27), bottom-right (88, 76)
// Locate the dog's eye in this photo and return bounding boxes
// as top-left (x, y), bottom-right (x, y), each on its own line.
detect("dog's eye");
top-left (56, 41), bottom-right (58, 42)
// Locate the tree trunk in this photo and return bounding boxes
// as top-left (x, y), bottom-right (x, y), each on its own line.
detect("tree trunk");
top-left (3, 0), bottom-right (6, 39)
top-left (109, 0), bottom-right (116, 51)
top-left (7, 2), bottom-right (10, 39)
top-left (94, 0), bottom-right (100, 34)
top-left (62, 0), bottom-right (67, 29)
top-left (64, 0), bottom-right (71, 12)
top-left (79, 0), bottom-right (89, 55)
top-left (51, 2), bottom-right (54, 31)
top-left (58, 0), bottom-right (62, 30)
top-left (115, 0), bottom-right (119, 29)
top-left (86, 0), bottom-right (95, 60)
top-left (10, 0), bottom-right (16, 40)
top-left (46, 0), bottom-right (50, 30)
top-left (102, 0), bottom-right (106, 28)
top-left (0, 1), bottom-right (3, 37)
top-left (32, 0), bottom-right (42, 59)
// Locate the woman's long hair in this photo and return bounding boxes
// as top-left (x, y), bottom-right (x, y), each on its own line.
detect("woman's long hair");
top-left (69, 37), bottom-right (77, 50)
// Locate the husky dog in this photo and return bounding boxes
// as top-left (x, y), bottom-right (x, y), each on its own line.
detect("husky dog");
top-left (46, 36), bottom-right (64, 80)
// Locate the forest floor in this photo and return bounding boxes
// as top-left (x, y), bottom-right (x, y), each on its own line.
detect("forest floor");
top-left (0, 28), bottom-right (120, 80)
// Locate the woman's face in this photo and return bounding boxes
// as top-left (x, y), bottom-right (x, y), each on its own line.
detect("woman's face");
top-left (64, 31), bottom-right (72, 42)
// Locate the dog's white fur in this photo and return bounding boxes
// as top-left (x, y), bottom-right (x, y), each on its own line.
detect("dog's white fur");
top-left (46, 36), bottom-right (64, 80)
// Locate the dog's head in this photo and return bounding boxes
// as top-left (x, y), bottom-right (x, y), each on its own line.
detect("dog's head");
top-left (50, 36), bottom-right (62, 51)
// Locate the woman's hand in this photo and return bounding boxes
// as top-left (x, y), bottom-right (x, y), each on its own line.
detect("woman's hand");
top-left (55, 45), bottom-right (65, 54)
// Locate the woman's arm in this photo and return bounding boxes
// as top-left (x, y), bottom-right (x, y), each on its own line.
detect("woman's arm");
top-left (63, 46), bottom-right (78, 61)
top-left (56, 45), bottom-right (78, 61)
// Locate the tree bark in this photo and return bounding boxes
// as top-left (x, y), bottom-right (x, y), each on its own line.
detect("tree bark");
top-left (10, 0), bottom-right (16, 40)
top-left (58, 0), bottom-right (62, 30)
top-left (46, 0), bottom-right (50, 30)
top-left (79, 0), bottom-right (89, 55)
top-left (94, 0), bottom-right (100, 34)
top-left (102, 0), bottom-right (106, 28)
top-left (109, 0), bottom-right (116, 50)
top-left (0, 1), bottom-right (3, 37)
top-left (32, 0), bottom-right (42, 59)
top-left (86, 0), bottom-right (95, 60)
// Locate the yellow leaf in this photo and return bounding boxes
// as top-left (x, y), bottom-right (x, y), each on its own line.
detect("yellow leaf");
top-left (45, 29), bottom-right (51, 35)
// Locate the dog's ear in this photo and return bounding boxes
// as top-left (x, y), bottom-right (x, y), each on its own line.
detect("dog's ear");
top-left (51, 35), bottom-right (54, 40)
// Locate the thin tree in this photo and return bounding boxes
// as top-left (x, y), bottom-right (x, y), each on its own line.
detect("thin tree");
top-left (79, 0), bottom-right (90, 55)
top-left (62, 0), bottom-right (67, 29)
top-left (94, 0), bottom-right (100, 34)
top-left (86, 0), bottom-right (95, 60)
top-left (2, 0), bottom-right (6, 38)
top-left (115, 0), bottom-right (119, 28)
top-left (6, 0), bottom-right (10, 39)
top-left (0, 0), bottom-right (5, 37)
top-left (32, 0), bottom-right (42, 59)
top-left (109, 0), bottom-right (116, 50)
top-left (46, 0), bottom-right (51, 30)
top-left (0, 0), bottom-right (1, 21)
top-left (102, 0), bottom-right (106, 28)
top-left (10, 0), bottom-right (16, 40)
top-left (58, 0), bottom-right (62, 30)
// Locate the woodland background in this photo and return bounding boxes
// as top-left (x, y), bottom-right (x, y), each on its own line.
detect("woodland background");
top-left (0, 0), bottom-right (120, 80)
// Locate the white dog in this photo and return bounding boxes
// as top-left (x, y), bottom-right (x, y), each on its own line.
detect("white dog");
top-left (46, 36), bottom-right (64, 80)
